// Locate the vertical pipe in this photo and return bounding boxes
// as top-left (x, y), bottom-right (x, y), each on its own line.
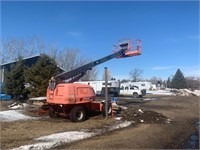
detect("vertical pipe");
top-left (104, 67), bottom-right (108, 119)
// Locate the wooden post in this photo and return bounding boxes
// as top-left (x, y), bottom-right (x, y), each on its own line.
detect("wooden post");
top-left (104, 67), bottom-right (108, 119)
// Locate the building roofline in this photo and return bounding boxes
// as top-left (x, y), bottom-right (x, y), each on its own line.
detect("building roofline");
top-left (0, 54), bottom-right (65, 72)
top-left (0, 54), bottom-right (41, 67)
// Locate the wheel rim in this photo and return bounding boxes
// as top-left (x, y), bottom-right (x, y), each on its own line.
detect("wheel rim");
top-left (108, 107), bottom-right (112, 114)
top-left (76, 111), bottom-right (84, 120)
top-left (133, 93), bottom-right (138, 98)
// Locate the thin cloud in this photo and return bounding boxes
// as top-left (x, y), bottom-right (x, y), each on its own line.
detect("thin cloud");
top-left (152, 66), bottom-right (175, 70)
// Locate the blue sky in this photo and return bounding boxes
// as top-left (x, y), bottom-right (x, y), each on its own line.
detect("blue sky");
top-left (1, 1), bottom-right (199, 80)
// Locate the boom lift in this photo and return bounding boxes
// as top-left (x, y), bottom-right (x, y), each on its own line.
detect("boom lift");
top-left (46, 39), bottom-right (141, 122)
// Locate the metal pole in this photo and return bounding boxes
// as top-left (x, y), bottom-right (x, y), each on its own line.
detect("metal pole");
top-left (104, 67), bottom-right (108, 119)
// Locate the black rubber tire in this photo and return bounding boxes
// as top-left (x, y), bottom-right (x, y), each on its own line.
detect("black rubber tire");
top-left (141, 89), bottom-right (146, 95)
top-left (102, 102), bottom-right (112, 117)
top-left (114, 92), bottom-right (119, 97)
top-left (133, 92), bottom-right (139, 98)
top-left (48, 106), bottom-right (57, 118)
top-left (69, 106), bottom-right (86, 122)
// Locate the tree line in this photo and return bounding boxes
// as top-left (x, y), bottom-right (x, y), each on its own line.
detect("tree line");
top-left (128, 68), bottom-right (199, 90)
top-left (3, 54), bottom-right (57, 99)
top-left (1, 36), bottom-right (199, 99)
top-left (167, 69), bottom-right (200, 90)
top-left (1, 36), bottom-right (98, 99)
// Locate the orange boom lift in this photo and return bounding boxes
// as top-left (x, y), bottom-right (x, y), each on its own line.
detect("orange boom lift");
top-left (46, 39), bottom-right (141, 122)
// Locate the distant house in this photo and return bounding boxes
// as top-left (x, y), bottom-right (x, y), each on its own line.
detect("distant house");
top-left (0, 55), bottom-right (64, 84)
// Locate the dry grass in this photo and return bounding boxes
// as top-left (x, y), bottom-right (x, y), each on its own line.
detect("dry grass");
top-left (63, 124), bottom-right (163, 149)
top-left (57, 96), bottom-right (200, 149)
top-left (1, 96), bottom-right (199, 149)
top-left (1, 115), bottom-right (115, 149)
top-left (0, 100), bottom-right (14, 111)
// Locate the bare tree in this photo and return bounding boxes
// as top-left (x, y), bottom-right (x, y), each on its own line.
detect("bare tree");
top-left (1, 36), bottom-right (45, 63)
top-left (56, 48), bottom-right (83, 71)
top-left (2, 38), bottom-right (20, 63)
top-left (129, 68), bottom-right (143, 82)
top-left (1, 36), bottom-right (99, 81)
top-left (56, 48), bottom-right (98, 81)
top-left (81, 69), bottom-right (99, 81)
top-left (147, 76), bottom-right (163, 85)
top-left (47, 43), bottom-right (58, 60)
top-left (185, 76), bottom-right (200, 90)
top-left (120, 79), bottom-right (131, 83)
top-left (25, 36), bottom-right (45, 56)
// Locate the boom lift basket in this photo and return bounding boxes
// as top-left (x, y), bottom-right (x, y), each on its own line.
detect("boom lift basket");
top-left (113, 39), bottom-right (141, 58)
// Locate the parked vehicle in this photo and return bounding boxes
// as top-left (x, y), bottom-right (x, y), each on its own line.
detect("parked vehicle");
top-left (0, 94), bottom-right (11, 101)
top-left (120, 85), bottom-right (146, 98)
top-left (75, 80), bottom-right (120, 97)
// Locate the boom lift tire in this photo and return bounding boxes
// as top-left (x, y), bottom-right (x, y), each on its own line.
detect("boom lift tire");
top-left (69, 106), bottom-right (86, 122)
top-left (48, 106), bottom-right (57, 118)
top-left (114, 92), bottom-right (119, 97)
top-left (102, 102), bottom-right (112, 117)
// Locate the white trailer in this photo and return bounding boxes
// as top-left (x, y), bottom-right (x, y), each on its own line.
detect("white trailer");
top-left (75, 80), bottom-right (120, 96)
top-left (120, 81), bottom-right (152, 90)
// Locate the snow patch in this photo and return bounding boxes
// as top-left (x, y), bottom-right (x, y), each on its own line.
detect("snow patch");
top-left (12, 121), bottom-right (132, 150)
top-left (29, 97), bottom-right (47, 101)
top-left (176, 89), bottom-right (200, 96)
top-left (0, 110), bottom-right (37, 122)
top-left (12, 131), bottom-right (96, 150)
top-left (8, 102), bottom-right (29, 109)
top-left (194, 90), bottom-right (200, 96)
top-left (147, 90), bottom-right (174, 95)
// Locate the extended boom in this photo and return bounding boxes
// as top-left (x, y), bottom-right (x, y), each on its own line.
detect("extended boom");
top-left (55, 39), bottom-right (141, 83)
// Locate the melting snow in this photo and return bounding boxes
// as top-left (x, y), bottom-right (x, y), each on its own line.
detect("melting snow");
top-left (0, 110), bottom-right (37, 122)
top-left (147, 90), bottom-right (174, 95)
top-left (11, 121), bottom-right (132, 150)
top-left (12, 131), bottom-right (96, 150)
top-left (1, 109), bottom-right (132, 150)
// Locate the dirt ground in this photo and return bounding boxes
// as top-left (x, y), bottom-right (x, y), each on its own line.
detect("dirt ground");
top-left (0, 96), bottom-right (199, 149)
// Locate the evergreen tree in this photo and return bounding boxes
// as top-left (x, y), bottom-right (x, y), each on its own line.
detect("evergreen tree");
top-left (167, 77), bottom-right (171, 88)
top-left (4, 60), bottom-right (26, 98)
top-left (25, 54), bottom-right (57, 97)
top-left (171, 69), bottom-right (187, 89)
